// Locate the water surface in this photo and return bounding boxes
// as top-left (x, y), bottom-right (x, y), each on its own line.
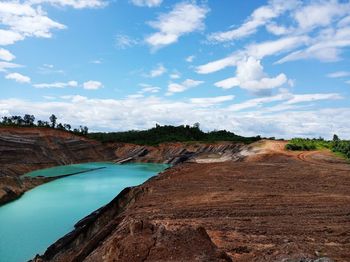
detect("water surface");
top-left (0, 162), bottom-right (168, 262)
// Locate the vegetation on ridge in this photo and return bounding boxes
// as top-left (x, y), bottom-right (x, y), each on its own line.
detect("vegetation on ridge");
top-left (286, 135), bottom-right (350, 159)
top-left (0, 114), bottom-right (89, 135)
top-left (88, 123), bottom-right (261, 145)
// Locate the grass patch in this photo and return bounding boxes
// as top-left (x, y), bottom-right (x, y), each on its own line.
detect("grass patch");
top-left (286, 136), bottom-right (350, 160)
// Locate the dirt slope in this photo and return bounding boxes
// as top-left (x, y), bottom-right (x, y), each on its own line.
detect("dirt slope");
top-left (0, 127), bottom-right (115, 177)
top-left (0, 127), bottom-right (116, 205)
top-left (33, 141), bottom-right (350, 261)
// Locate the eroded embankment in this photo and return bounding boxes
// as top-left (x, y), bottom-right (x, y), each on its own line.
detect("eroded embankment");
top-left (32, 141), bottom-right (350, 261)
top-left (113, 141), bottom-right (244, 164)
top-left (0, 127), bottom-right (116, 204)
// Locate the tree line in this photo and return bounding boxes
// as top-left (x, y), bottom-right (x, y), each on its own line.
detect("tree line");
top-left (0, 114), bottom-right (89, 135)
top-left (88, 123), bottom-right (261, 145)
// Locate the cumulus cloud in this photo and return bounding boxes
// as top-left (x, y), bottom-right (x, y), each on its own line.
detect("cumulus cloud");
top-left (215, 57), bottom-right (288, 94)
top-left (0, 48), bottom-right (15, 61)
top-left (0, 93), bottom-right (347, 139)
top-left (145, 2), bottom-right (208, 48)
top-left (5, 72), bottom-right (31, 83)
top-left (83, 80), bottom-right (103, 90)
top-left (33, 81), bottom-right (78, 88)
top-left (0, 29), bottom-right (24, 46)
top-left (167, 79), bottom-right (204, 95)
top-left (130, 0), bottom-right (162, 8)
top-left (0, 0), bottom-right (107, 48)
top-left (0, 2), bottom-right (66, 45)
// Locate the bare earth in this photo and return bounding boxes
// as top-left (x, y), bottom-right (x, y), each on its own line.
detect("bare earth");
top-left (34, 140), bottom-right (350, 262)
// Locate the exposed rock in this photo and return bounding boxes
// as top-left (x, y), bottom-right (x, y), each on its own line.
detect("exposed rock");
top-left (0, 175), bottom-right (53, 205)
top-left (0, 127), bottom-right (115, 177)
top-left (113, 142), bottom-right (245, 164)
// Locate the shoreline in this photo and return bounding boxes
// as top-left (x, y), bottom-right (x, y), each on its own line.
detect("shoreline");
top-left (0, 166), bottom-right (109, 206)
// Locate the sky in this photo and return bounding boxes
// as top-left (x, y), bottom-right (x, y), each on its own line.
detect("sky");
top-left (0, 0), bottom-right (350, 139)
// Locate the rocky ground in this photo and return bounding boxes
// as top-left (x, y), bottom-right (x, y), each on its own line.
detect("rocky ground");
top-left (33, 141), bottom-right (350, 262)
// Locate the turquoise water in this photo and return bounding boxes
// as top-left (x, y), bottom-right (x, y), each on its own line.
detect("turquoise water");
top-left (0, 162), bottom-right (169, 262)
top-left (23, 162), bottom-right (114, 178)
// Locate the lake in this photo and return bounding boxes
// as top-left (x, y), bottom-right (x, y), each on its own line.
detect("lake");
top-left (0, 162), bottom-right (169, 262)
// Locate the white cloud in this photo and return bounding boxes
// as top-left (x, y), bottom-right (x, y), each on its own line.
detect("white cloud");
top-left (265, 22), bottom-right (292, 35)
top-left (208, 0), bottom-right (299, 42)
top-left (90, 60), bottom-right (102, 64)
top-left (185, 55), bottom-right (195, 63)
top-left (27, 0), bottom-right (106, 9)
top-left (190, 95), bottom-right (234, 106)
top-left (33, 80), bottom-right (78, 88)
top-left (0, 29), bottom-right (24, 46)
top-left (0, 61), bottom-right (22, 72)
top-left (215, 57), bottom-right (288, 94)
top-left (167, 78), bottom-right (204, 95)
top-left (83, 80), bottom-right (103, 90)
top-left (285, 93), bottom-right (342, 104)
top-left (0, 2), bottom-right (66, 43)
top-left (0, 94), bottom-right (348, 139)
top-left (169, 72), bottom-right (181, 79)
top-left (228, 93), bottom-right (288, 111)
top-left (277, 26), bottom-right (350, 64)
top-left (196, 54), bottom-right (242, 74)
top-left (146, 64), bottom-right (166, 78)
top-left (130, 0), bottom-right (162, 8)
top-left (139, 83), bottom-right (160, 93)
top-left (246, 35), bottom-right (309, 59)
top-left (293, 0), bottom-right (350, 31)
top-left (145, 2), bottom-right (208, 48)
top-left (115, 34), bottom-right (138, 49)
top-left (197, 35), bottom-right (308, 74)
top-left (327, 71), bottom-right (350, 78)
top-left (5, 72), bottom-right (31, 83)
top-left (0, 48), bottom-right (15, 61)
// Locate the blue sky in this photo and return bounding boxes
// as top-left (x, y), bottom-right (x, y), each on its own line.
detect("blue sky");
top-left (0, 0), bottom-right (350, 138)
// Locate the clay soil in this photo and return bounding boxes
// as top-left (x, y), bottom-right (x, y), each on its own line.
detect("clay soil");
top-left (120, 141), bottom-right (350, 261)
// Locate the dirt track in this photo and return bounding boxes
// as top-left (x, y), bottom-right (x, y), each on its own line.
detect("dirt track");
top-left (35, 141), bottom-right (350, 262)
top-left (132, 143), bottom-right (350, 261)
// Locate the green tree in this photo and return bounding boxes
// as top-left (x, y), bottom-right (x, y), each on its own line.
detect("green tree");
top-left (49, 114), bottom-right (57, 128)
top-left (333, 134), bottom-right (340, 141)
top-left (23, 114), bottom-right (35, 126)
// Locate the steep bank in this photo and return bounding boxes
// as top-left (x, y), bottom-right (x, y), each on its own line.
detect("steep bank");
top-left (113, 142), bottom-right (245, 164)
top-left (32, 141), bottom-right (350, 261)
top-left (0, 127), bottom-right (115, 177)
top-left (0, 176), bottom-right (53, 206)
top-left (0, 127), bottom-right (115, 204)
